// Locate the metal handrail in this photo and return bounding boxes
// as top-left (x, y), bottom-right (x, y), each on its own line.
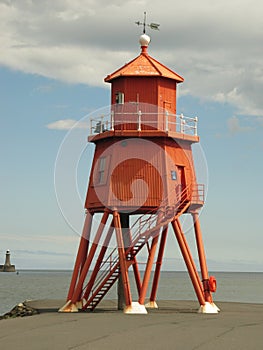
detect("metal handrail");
top-left (191, 184), bottom-right (205, 203)
top-left (90, 111), bottom-right (198, 136)
top-left (81, 183), bottom-right (194, 302)
top-left (81, 182), bottom-right (205, 309)
top-left (128, 184), bottom-right (192, 247)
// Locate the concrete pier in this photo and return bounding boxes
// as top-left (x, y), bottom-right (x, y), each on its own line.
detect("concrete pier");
top-left (0, 300), bottom-right (262, 349)
top-left (0, 250), bottom-right (16, 272)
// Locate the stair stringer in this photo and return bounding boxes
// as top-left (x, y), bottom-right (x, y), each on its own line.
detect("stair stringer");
top-left (82, 200), bottom-right (191, 311)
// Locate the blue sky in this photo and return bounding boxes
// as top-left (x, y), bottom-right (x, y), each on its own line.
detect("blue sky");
top-left (1, 0), bottom-right (263, 271)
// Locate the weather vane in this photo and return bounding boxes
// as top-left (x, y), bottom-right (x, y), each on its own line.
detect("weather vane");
top-left (135, 12), bottom-right (160, 34)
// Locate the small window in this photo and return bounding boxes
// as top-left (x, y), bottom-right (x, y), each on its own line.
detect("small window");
top-left (171, 170), bottom-right (177, 180)
top-left (98, 157), bottom-right (106, 184)
top-left (115, 92), bottom-right (124, 104)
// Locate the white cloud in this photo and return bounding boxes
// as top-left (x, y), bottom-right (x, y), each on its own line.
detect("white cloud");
top-left (46, 119), bottom-right (89, 130)
top-left (0, 0), bottom-right (263, 117)
top-left (214, 87), bottom-right (263, 117)
top-left (227, 116), bottom-right (254, 135)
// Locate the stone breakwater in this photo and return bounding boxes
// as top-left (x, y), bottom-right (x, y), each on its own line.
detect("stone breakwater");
top-left (0, 302), bottom-right (39, 320)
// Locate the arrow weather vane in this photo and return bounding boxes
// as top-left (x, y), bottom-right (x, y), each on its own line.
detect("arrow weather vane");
top-left (135, 11), bottom-right (160, 34)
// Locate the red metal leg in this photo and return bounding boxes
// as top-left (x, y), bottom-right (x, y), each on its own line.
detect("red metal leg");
top-left (171, 219), bottom-right (206, 306)
top-left (138, 234), bottom-right (159, 305)
top-left (176, 218), bottom-right (203, 293)
top-left (113, 211), bottom-right (132, 307)
top-left (132, 257), bottom-right (142, 295)
top-left (150, 226), bottom-right (168, 302)
top-left (82, 220), bottom-right (114, 302)
top-left (192, 212), bottom-right (213, 303)
top-left (121, 214), bottom-right (141, 295)
top-left (71, 211), bottom-right (109, 303)
top-left (67, 212), bottom-right (93, 300)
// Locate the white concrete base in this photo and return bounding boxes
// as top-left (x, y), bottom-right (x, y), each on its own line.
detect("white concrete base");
top-left (124, 302), bottom-right (148, 314)
top-left (198, 302), bottom-right (220, 314)
top-left (58, 300), bottom-right (79, 313)
top-left (213, 303), bottom-right (221, 312)
top-left (76, 300), bottom-right (84, 310)
top-left (145, 300), bottom-right (159, 309)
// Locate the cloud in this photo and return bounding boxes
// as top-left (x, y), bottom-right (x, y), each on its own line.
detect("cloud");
top-left (46, 119), bottom-right (89, 130)
top-left (0, 0), bottom-right (263, 117)
top-left (227, 116), bottom-right (254, 135)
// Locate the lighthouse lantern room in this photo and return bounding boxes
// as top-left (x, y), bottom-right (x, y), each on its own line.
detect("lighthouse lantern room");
top-left (60, 25), bottom-right (219, 314)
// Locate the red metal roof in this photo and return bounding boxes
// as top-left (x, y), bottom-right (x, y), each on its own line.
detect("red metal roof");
top-left (104, 47), bottom-right (184, 83)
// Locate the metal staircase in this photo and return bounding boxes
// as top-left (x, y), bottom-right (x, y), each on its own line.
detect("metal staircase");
top-left (82, 185), bottom-right (192, 310)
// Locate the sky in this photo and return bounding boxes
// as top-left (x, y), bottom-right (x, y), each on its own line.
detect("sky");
top-left (0, 0), bottom-right (263, 272)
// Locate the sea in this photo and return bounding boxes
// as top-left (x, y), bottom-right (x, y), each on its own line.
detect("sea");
top-left (0, 270), bottom-right (262, 316)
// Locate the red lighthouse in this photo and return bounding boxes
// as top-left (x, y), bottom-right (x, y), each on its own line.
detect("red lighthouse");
top-left (60, 32), bottom-right (219, 314)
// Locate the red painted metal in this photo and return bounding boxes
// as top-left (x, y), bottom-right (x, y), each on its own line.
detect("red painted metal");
top-left (113, 211), bottom-right (132, 307)
top-left (62, 38), bottom-right (217, 314)
top-left (150, 226), bottom-right (168, 302)
top-left (192, 212), bottom-right (213, 303)
top-left (71, 211), bottom-right (109, 303)
top-left (176, 218), bottom-right (203, 293)
top-left (138, 235), bottom-right (159, 305)
top-left (171, 219), bottom-right (206, 306)
top-left (82, 221), bottom-right (114, 301)
top-left (209, 276), bottom-right (217, 293)
top-left (132, 257), bottom-right (142, 295)
top-left (67, 213), bottom-right (93, 300)
top-left (85, 137), bottom-right (199, 212)
top-left (105, 47), bottom-right (184, 84)
top-left (138, 211), bottom-right (163, 304)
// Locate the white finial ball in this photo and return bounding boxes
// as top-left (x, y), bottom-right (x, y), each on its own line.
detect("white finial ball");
top-left (139, 34), bottom-right (151, 46)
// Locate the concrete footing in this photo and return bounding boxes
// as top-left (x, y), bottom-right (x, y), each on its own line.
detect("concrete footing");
top-left (198, 302), bottom-right (220, 314)
top-left (58, 300), bottom-right (79, 313)
top-left (145, 300), bottom-right (158, 309)
top-left (124, 302), bottom-right (148, 314)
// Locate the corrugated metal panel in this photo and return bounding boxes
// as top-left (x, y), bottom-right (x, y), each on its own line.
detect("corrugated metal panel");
top-left (108, 139), bottom-right (165, 209)
top-left (124, 77), bottom-right (158, 105)
top-left (110, 77), bottom-right (179, 132)
top-left (164, 140), bottom-right (197, 205)
top-left (86, 136), bottom-right (198, 212)
top-left (86, 60), bottom-right (197, 213)
top-left (110, 158), bottom-right (163, 208)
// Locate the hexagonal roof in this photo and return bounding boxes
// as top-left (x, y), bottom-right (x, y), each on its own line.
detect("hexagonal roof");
top-left (104, 46), bottom-right (184, 83)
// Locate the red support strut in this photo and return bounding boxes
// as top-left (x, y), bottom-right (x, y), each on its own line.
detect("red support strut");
top-left (71, 210), bottom-right (109, 304)
top-left (192, 212), bottom-right (213, 303)
top-left (82, 220), bottom-right (114, 302)
top-left (150, 226), bottom-right (168, 303)
top-left (171, 219), bottom-right (206, 306)
top-left (67, 212), bottom-right (93, 300)
top-left (138, 234), bottom-right (159, 305)
top-left (113, 211), bottom-right (132, 308)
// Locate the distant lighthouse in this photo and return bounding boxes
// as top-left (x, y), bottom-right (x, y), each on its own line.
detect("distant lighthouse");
top-left (0, 250), bottom-right (16, 272)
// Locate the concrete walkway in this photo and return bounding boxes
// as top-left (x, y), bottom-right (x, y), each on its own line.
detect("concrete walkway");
top-left (0, 300), bottom-right (262, 349)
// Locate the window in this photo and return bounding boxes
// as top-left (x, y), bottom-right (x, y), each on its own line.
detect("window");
top-left (115, 92), bottom-right (124, 104)
top-left (98, 157), bottom-right (106, 184)
top-left (171, 170), bottom-right (177, 180)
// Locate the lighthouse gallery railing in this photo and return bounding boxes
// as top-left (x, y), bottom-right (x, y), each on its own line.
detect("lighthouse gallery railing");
top-left (90, 110), bottom-right (198, 136)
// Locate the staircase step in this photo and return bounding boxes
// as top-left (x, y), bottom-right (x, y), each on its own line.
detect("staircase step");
top-left (84, 196), bottom-right (191, 310)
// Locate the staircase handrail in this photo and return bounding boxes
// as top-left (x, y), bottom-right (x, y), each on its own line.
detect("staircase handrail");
top-left (128, 183), bottom-right (191, 245)
top-left (81, 184), bottom-right (192, 304)
top-left (83, 196), bottom-right (191, 309)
